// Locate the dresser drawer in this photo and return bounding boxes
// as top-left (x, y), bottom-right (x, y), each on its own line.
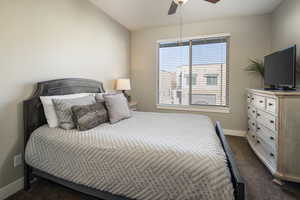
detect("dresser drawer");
top-left (248, 119), bottom-right (256, 132)
top-left (247, 131), bottom-right (256, 144)
top-left (256, 135), bottom-right (277, 168)
top-left (266, 98), bottom-right (276, 114)
top-left (257, 123), bottom-right (277, 151)
top-left (248, 106), bottom-right (257, 118)
top-left (256, 110), bottom-right (276, 131)
top-left (249, 95), bottom-right (255, 104)
top-left (247, 94), bottom-right (252, 104)
top-left (253, 95), bottom-right (266, 109)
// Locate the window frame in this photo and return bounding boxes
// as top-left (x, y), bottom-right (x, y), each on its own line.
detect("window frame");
top-left (205, 74), bottom-right (218, 86)
top-left (156, 33), bottom-right (231, 114)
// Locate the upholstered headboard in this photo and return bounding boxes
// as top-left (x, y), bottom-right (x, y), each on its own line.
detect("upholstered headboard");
top-left (23, 78), bottom-right (105, 145)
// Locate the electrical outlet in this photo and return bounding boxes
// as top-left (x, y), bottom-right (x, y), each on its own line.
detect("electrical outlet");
top-left (14, 154), bottom-right (22, 168)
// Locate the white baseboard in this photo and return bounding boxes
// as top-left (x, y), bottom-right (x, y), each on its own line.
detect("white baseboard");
top-left (224, 129), bottom-right (246, 137)
top-left (0, 177), bottom-right (24, 200)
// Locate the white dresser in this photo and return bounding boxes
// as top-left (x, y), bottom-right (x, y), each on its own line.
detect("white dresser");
top-left (247, 89), bottom-right (300, 183)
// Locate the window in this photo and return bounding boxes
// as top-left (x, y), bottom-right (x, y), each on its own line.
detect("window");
top-left (158, 41), bottom-right (189, 105)
top-left (158, 35), bottom-right (229, 108)
top-left (184, 74), bottom-right (197, 86)
top-left (206, 75), bottom-right (218, 85)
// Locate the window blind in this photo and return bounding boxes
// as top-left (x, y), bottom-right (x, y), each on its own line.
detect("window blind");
top-left (158, 36), bottom-right (230, 107)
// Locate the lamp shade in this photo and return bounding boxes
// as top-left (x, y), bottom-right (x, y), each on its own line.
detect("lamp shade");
top-left (116, 79), bottom-right (131, 91)
top-left (174, 0), bottom-right (189, 5)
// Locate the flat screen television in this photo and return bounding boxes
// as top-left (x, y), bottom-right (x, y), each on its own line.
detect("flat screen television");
top-left (264, 45), bottom-right (297, 90)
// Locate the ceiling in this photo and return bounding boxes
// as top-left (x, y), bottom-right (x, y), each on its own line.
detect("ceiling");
top-left (90, 0), bottom-right (283, 31)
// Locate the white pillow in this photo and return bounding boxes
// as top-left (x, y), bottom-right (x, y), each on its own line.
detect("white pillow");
top-left (40, 93), bottom-right (92, 128)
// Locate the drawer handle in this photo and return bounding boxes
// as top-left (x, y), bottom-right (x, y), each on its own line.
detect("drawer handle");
top-left (270, 136), bottom-right (274, 140)
top-left (270, 120), bottom-right (275, 124)
top-left (257, 140), bottom-right (260, 144)
top-left (248, 128), bottom-right (250, 131)
top-left (259, 100), bottom-right (264, 103)
top-left (248, 106), bottom-right (250, 109)
top-left (268, 103), bottom-right (273, 106)
top-left (252, 135), bottom-right (255, 138)
top-left (270, 153), bottom-right (275, 157)
top-left (257, 127), bottom-right (261, 130)
top-left (252, 98), bottom-right (254, 100)
top-left (257, 113), bottom-right (261, 117)
top-left (252, 123), bottom-right (255, 126)
top-left (252, 110), bottom-right (255, 114)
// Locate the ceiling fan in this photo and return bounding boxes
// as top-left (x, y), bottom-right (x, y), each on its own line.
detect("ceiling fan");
top-left (168, 0), bottom-right (221, 15)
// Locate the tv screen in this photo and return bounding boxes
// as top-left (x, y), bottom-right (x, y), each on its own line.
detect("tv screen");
top-left (264, 45), bottom-right (296, 88)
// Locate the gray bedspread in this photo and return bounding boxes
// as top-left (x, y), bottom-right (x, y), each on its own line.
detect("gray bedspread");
top-left (25, 111), bottom-right (234, 200)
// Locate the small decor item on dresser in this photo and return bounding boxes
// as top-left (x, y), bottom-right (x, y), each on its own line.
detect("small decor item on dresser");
top-left (104, 93), bottom-right (131, 124)
top-left (116, 78), bottom-right (131, 102)
top-left (72, 102), bottom-right (108, 131)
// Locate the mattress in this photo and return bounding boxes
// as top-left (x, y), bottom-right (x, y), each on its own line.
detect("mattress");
top-left (25, 111), bottom-right (234, 200)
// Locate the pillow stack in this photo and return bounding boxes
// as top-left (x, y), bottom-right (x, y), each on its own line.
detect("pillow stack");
top-left (40, 93), bottom-right (91, 128)
top-left (52, 96), bottom-right (96, 130)
top-left (40, 93), bottom-right (132, 131)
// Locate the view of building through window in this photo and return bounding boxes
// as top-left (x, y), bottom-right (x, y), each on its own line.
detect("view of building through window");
top-left (158, 38), bottom-right (228, 106)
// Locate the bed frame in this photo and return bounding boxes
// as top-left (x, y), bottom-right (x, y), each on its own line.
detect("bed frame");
top-left (23, 78), bottom-right (245, 200)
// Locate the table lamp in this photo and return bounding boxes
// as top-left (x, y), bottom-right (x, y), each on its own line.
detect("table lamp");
top-left (116, 78), bottom-right (131, 101)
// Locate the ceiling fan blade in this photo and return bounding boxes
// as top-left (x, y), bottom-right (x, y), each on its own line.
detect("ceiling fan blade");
top-left (168, 1), bottom-right (178, 15)
top-left (204, 0), bottom-right (220, 3)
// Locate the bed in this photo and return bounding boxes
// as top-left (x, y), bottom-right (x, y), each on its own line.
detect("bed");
top-left (23, 78), bottom-right (245, 200)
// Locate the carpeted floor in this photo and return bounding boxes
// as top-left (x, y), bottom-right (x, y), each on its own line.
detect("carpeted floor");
top-left (6, 136), bottom-right (300, 200)
top-left (227, 136), bottom-right (300, 200)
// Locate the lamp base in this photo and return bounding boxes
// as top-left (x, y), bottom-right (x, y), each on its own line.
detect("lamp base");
top-left (122, 90), bottom-right (131, 102)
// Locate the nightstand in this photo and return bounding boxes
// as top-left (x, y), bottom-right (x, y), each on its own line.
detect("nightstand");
top-left (129, 101), bottom-right (138, 111)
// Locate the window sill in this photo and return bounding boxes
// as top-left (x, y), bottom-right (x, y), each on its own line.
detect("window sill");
top-left (156, 104), bottom-right (230, 114)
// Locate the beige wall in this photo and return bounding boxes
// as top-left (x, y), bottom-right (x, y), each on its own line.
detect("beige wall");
top-left (2, 0), bottom-right (296, 190)
top-left (271, 0), bottom-right (300, 86)
top-left (0, 0), bottom-right (130, 188)
top-left (131, 15), bottom-right (272, 131)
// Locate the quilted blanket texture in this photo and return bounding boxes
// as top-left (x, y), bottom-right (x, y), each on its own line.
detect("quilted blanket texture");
top-left (25, 112), bottom-right (234, 200)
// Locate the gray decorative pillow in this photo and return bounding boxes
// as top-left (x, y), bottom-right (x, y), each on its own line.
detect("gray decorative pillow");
top-left (104, 93), bottom-right (131, 124)
top-left (52, 96), bottom-right (96, 130)
top-left (72, 102), bottom-right (108, 131)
